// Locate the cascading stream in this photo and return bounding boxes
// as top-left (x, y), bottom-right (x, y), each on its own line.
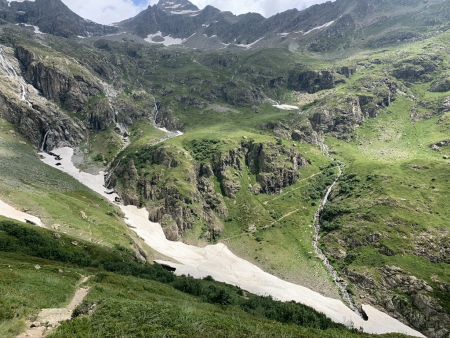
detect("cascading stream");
top-left (0, 45), bottom-right (31, 106)
top-left (312, 165), bottom-right (367, 317)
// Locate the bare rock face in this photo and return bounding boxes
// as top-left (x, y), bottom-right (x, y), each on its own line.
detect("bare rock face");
top-left (0, 46), bottom-right (85, 149)
top-left (0, 93), bottom-right (85, 149)
top-left (15, 46), bottom-right (115, 131)
top-left (288, 69), bottom-right (336, 93)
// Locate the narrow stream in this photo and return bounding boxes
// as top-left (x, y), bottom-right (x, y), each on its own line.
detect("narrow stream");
top-left (312, 165), bottom-right (366, 317)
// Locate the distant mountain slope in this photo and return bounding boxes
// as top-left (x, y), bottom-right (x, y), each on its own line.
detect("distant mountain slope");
top-left (0, 0), bottom-right (117, 37)
top-left (119, 0), bottom-right (450, 51)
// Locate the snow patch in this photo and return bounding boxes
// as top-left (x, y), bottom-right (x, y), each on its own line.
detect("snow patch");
top-left (0, 199), bottom-right (44, 227)
top-left (304, 20), bottom-right (335, 35)
top-left (273, 104), bottom-right (299, 111)
top-left (145, 31), bottom-right (187, 46)
top-left (235, 37), bottom-right (264, 49)
top-left (15, 23), bottom-right (43, 34)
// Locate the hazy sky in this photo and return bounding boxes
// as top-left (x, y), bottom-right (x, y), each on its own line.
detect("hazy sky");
top-left (62, 0), bottom-right (331, 24)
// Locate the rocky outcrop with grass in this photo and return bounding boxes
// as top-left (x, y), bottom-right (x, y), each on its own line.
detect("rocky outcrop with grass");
top-left (307, 77), bottom-right (398, 139)
top-left (108, 139), bottom-right (308, 240)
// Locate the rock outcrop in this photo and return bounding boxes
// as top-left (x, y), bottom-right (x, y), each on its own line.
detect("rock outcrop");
top-left (0, 92), bottom-right (85, 149)
top-left (15, 46), bottom-right (115, 131)
top-left (308, 78), bottom-right (397, 139)
top-left (108, 140), bottom-right (308, 240)
top-left (0, 45), bottom-right (85, 149)
top-left (392, 55), bottom-right (442, 82)
top-left (288, 69), bottom-right (335, 93)
top-left (243, 140), bottom-right (309, 194)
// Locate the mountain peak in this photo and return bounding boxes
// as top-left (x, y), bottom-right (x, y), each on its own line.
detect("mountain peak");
top-left (157, 0), bottom-right (199, 15)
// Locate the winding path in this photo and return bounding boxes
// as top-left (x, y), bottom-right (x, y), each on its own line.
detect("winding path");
top-left (17, 276), bottom-right (91, 338)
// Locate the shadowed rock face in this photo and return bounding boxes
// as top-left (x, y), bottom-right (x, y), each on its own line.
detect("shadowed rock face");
top-left (0, 91), bottom-right (85, 150)
top-left (16, 46), bottom-right (103, 111)
top-left (288, 70), bottom-right (336, 94)
top-left (15, 46), bottom-right (116, 132)
top-left (0, 45), bottom-right (85, 149)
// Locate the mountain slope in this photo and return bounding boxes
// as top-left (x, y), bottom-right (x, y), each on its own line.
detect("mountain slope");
top-left (0, 0), bottom-right (117, 37)
top-left (0, 1), bottom-right (449, 337)
top-left (1, 219), bottom-right (363, 338)
top-left (118, 0), bottom-right (450, 51)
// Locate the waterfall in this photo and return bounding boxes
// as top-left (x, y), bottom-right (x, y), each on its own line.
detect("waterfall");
top-left (40, 130), bottom-right (50, 152)
top-left (153, 98), bottom-right (160, 126)
top-left (0, 45), bottom-right (30, 105)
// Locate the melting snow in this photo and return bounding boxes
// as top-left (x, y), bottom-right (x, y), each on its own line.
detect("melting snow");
top-left (304, 20), bottom-right (335, 35)
top-left (0, 199), bottom-right (44, 227)
top-left (235, 37), bottom-right (264, 49)
top-left (145, 31), bottom-right (187, 46)
top-left (15, 23), bottom-right (43, 34)
top-left (273, 104), bottom-right (299, 111)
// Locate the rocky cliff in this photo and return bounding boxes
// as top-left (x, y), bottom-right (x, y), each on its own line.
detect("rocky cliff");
top-left (15, 45), bottom-right (116, 131)
top-left (0, 45), bottom-right (85, 149)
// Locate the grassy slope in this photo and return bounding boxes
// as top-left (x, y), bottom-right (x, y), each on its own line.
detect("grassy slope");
top-left (0, 118), bottom-right (154, 257)
top-left (325, 95), bottom-right (450, 303)
top-left (319, 32), bottom-right (450, 313)
top-left (0, 219), bottom-right (379, 338)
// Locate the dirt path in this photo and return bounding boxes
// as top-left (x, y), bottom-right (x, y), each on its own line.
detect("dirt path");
top-left (17, 276), bottom-right (91, 338)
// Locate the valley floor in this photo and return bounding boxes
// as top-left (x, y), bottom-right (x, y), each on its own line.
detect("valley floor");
top-left (35, 142), bottom-right (423, 336)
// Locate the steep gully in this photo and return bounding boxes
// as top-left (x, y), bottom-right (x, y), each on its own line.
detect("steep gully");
top-left (0, 47), bottom-right (423, 336)
top-left (311, 163), bottom-right (365, 317)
